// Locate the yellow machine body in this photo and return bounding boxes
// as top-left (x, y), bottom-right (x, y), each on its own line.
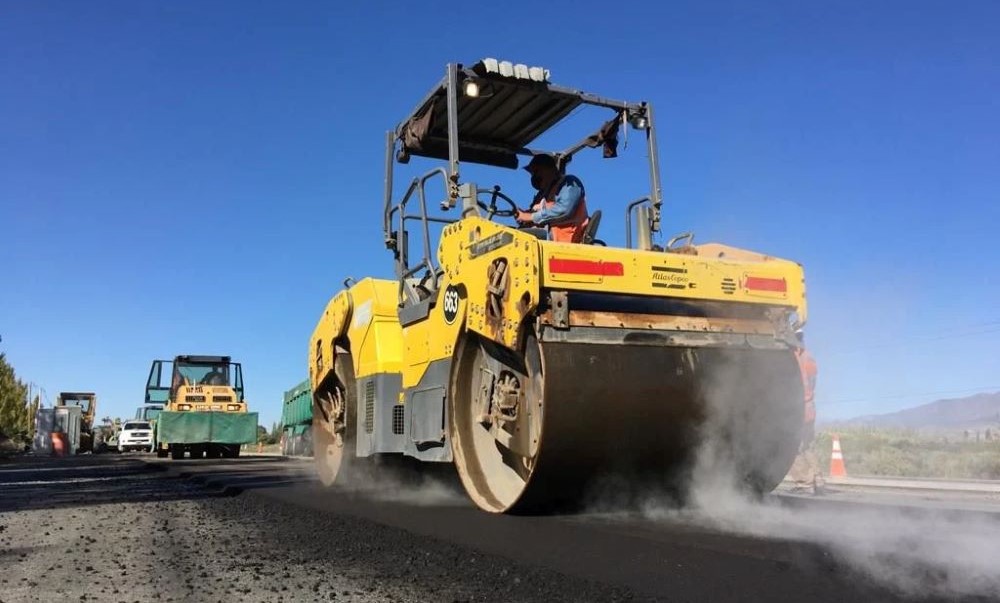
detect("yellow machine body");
top-left (166, 384), bottom-right (247, 414)
top-left (308, 58), bottom-right (809, 513)
top-left (145, 355), bottom-right (255, 459)
top-left (311, 217), bottom-right (805, 390)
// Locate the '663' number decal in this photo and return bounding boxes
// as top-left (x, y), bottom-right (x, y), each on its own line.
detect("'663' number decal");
top-left (442, 286), bottom-right (460, 324)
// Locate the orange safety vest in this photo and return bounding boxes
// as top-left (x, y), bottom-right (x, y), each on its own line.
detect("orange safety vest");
top-left (796, 347), bottom-right (818, 424)
top-left (531, 176), bottom-right (589, 243)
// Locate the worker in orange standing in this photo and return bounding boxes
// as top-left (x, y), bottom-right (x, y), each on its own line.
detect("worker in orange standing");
top-left (787, 328), bottom-right (827, 494)
top-left (516, 154), bottom-right (589, 243)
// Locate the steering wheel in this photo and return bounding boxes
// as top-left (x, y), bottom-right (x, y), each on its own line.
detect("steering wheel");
top-left (476, 186), bottom-right (519, 219)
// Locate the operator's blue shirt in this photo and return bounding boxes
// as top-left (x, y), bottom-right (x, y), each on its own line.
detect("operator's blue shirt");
top-left (531, 175), bottom-right (585, 225)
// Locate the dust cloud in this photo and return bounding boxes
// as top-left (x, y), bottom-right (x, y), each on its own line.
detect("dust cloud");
top-left (644, 490), bottom-right (1000, 599)
top-left (639, 353), bottom-right (1000, 599)
top-left (336, 455), bottom-right (466, 507)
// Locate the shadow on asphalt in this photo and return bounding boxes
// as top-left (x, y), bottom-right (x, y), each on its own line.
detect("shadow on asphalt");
top-left (162, 453), bottom-right (468, 499)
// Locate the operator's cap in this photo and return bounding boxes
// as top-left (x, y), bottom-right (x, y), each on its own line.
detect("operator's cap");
top-left (523, 153), bottom-right (558, 172)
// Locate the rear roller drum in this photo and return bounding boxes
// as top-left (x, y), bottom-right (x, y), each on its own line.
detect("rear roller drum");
top-left (313, 353), bottom-right (356, 486)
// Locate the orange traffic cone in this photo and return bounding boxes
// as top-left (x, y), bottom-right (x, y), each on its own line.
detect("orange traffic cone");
top-left (829, 434), bottom-right (847, 477)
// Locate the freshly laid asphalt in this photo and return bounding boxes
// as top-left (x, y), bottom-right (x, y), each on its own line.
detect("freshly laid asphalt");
top-left (1, 454), bottom-right (997, 603)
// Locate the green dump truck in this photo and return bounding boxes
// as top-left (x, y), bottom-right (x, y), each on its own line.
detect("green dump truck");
top-left (145, 355), bottom-right (258, 459)
top-left (280, 379), bottom-right (313, 457)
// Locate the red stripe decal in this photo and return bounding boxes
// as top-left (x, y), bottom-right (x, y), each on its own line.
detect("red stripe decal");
top-left (744, 276), bottom-right (787, 292)
top-left (549, 258), bottom-right (624, 276)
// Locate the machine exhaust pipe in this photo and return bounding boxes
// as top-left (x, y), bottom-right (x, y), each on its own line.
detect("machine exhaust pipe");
top-left (636, 205), bottom-right (653, 251)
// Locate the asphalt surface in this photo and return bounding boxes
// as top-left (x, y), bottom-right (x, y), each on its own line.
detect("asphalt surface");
top-left (2, 454), bottom-right (999, 603)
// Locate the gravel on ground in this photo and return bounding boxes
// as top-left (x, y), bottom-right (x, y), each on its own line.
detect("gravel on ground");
top-left (0, 459), bottom-right (634, 603)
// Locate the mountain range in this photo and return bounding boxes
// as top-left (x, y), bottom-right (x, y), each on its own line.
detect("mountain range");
top-left (840, 391), bottom-right (1000, 430)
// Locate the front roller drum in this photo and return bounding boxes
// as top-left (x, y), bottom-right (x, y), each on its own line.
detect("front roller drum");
top-left (450, 332), bottom-right (804, 513)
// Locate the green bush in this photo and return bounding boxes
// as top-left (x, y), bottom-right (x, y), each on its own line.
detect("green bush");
top-left (813, 427), bottom-right (1000, 479)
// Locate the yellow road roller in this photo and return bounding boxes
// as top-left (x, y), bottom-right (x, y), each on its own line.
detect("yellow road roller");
top-left (309, 59), bottom-right (807, 513)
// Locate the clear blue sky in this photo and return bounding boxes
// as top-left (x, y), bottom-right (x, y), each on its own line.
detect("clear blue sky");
top-left (2, 1), bottom-right (998, 426)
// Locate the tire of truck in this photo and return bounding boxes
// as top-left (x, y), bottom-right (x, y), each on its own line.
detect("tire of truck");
top-left (302, 426), bottom-right (313, 457)
top-left (189, 445), bottom-right (205, 460)
top-left (170, 445), bottom-right (184, 460)
top-left (156, 447), bottom-right (168, 458)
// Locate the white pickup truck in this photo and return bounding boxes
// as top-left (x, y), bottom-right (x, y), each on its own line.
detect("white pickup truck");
top-left (118, 421), bottom-right (153, 453)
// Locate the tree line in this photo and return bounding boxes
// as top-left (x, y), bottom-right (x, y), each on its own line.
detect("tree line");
top-left (0, 353), bottom-right (39, 444)
top-left (257, 421), bottom-right (284, 445)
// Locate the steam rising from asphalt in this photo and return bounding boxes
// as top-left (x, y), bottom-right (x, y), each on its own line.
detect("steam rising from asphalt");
top-left (639, 356), bottom-right (1000, 599)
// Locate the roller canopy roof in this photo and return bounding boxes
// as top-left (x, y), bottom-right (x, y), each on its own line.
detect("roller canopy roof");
top-left (396, 59), bottom-right (643, 169)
